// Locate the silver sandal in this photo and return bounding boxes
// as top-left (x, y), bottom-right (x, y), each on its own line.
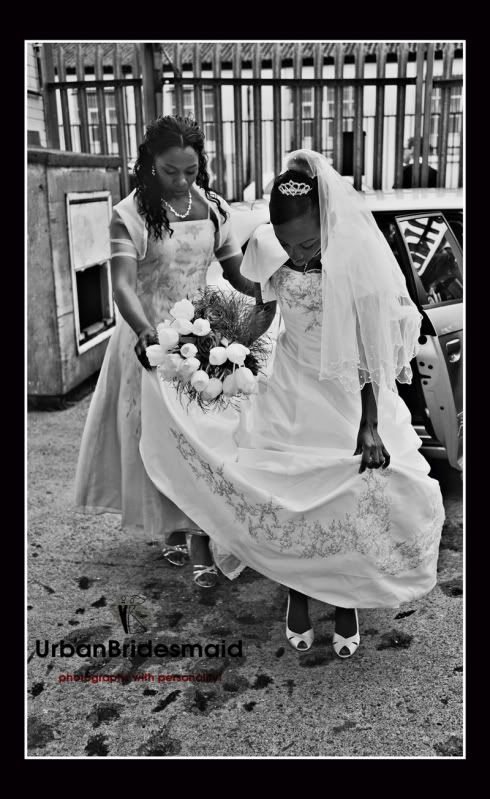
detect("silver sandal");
top-left (192, 564), bottom-right (218, 589)
top-left (185, 532), bottom-right (218, 588)
top-left (161, 543), bottom-right (189, 567)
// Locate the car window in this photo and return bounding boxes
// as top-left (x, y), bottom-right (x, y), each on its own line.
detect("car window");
top-left (444, 212), bottom-right (463, 248)
top-left (398, 215), bottom-right (463, 306)
top-left (377, 219), bottom-right (400, 259)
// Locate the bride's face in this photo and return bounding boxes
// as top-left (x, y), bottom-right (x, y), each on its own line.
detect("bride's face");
top-left (273, 211), bottom-right (322, 268)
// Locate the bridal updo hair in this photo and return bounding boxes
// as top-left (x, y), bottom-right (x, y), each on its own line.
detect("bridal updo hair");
top-left (269, 169), bottom-right (320, 225)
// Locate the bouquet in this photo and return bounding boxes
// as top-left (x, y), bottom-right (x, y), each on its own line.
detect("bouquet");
top-left (146, 288), bottom-right (271, 410)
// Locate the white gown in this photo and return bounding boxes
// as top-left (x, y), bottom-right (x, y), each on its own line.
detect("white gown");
top-left (140, 265), bottom-right (445, 608)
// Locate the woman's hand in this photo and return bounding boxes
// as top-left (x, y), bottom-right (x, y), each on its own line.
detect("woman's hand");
top-left (354, 423), bottom-right (391, 473)
top-left (134, 326), bottom-right (158, 370)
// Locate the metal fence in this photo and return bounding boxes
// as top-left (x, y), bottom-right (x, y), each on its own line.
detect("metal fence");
top-left (38, 41), bottom-right (463, 200)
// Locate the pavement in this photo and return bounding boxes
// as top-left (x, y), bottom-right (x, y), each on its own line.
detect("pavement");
top-left (27, 393), bottom-right (463, 759)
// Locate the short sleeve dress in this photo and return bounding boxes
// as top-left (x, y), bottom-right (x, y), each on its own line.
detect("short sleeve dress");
top-left (74, 188), bottom-right (241, 541)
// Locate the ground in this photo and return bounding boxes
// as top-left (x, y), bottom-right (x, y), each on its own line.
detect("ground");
top-left (27, 393), bottom-right (463, 759)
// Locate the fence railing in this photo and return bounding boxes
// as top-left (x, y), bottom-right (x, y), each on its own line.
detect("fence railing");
top-left (161, 41), bottom-right (463, 196)
top-left (38, 42), bottom-right (463, 200)
top-left (39, 43), bottom-right (145, 195)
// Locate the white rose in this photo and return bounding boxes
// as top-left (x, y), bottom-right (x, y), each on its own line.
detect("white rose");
top-left (169, 298), bottom-right (195, 321)
top-left (222, 372), bottom-right (238, 396)
top-left (201, 377), bottom-right (224, 400)
top-left (209, 346), bottom-right (228, 366)
top-left (146, 344), bottom-right (166, 367)
top-left (192, 318), bottom-right (212, 336)
top-left (159, 353), bottom-right (183, 379)
top-left (156, 321), bottom-right (174, 339)
top-left (235, 366), bottom-right (257, 394)
top-left (178, 357), bottom-right (201, 380)
top-left (180, 343), bottom-right (198, 359)
top-left (225, 342), bottom-right (250, 365)
top-left (157, 327), bottom-right (180, 351)
top-left (171, 317), bottom-right (194, 335)
top-left (190, 370), bottom-right (210, 392)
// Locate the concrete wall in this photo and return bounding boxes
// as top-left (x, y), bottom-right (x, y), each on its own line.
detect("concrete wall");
top-left (28, 149), bottom-right (122, 397)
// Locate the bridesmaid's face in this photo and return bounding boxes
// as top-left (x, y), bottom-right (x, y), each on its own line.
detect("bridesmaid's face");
top-left (273, 212), bottom-right (322, 268)
top-left (153, 146), bottom-right (199, 198)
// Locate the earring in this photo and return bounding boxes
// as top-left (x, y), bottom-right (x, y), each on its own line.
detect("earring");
top-left (151, 165), bottom-right (156, 176)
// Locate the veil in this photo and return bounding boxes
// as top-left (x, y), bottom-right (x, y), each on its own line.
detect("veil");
top-left (242, 149), bottom-right (422, 397)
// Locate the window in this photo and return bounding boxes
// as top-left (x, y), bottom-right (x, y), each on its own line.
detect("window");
top-left (203, 89), bottom-right (215, 142)
top-left (67, 192), bottom-right (116, 352)
top-left (83, 89), bottom-right (118, 154)
top-left (326, 86), bottom-right (355, 119)
top-left (450, 87), bottom-right (462, 114)
top-left (445, 212), bottom-right (463, 248)
top-left (87, 91), bottom-right (100, 153)
top-left (183, 88), bottom-right (194, 117)
top-left (302, 87), bottom-right (314, 148)
top-left (105, 94), bottom-right (119, 153)
top-left (431, 86), bottom-right (441, 115)
top-left (398, 215), bottom-right (463, 306)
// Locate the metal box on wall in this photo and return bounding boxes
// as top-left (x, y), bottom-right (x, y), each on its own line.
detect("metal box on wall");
top-left (28, 148), bottom-right (122, 399)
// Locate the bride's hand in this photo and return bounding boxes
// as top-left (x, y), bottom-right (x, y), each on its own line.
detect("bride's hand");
top-left (354, 423), bottom-right (391, 473)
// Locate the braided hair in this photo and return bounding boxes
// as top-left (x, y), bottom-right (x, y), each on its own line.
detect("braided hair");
top-left (133, 115), bottom-right (227, 239)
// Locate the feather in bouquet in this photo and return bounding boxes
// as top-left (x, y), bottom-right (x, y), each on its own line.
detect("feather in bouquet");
top-left (146, 288), bottom-right (272, 410)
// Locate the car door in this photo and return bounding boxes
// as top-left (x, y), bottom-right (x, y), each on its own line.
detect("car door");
top-left (395, 212), bottom-right (463, 471)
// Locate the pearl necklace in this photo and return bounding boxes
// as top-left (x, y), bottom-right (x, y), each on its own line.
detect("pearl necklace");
top-left (161, 190), bottom-right (193, 219)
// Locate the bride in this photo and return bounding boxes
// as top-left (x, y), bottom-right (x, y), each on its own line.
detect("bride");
top-left (139, 149), bottom-right (445, 659)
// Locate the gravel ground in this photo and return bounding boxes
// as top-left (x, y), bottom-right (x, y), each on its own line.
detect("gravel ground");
top-left (27, 393), bottom-right (463, 759)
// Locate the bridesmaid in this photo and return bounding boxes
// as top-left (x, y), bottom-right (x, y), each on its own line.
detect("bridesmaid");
top-left (74, 115), bottom-right (255, 587)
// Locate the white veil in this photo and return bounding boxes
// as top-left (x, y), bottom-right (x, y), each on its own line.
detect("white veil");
top-left (242, 149), bottom-right (422, 396)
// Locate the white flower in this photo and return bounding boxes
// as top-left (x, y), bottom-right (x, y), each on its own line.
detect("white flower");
top-left (159, 353), bottom-right (184, 379)
top-left (201, 377), bottom-right (224, 400)
top-left (157, 326), bottom-right (179, 351)
top-left (190, 370), bottom-right (210, 392)
top-left (180, 343), bottom-right (198, 359)
top-left (209, 346), bottom-right (228, 366)
top-left (171, 317), bottom-right (194, 335)
top-left (146, 344), bottom-right (166, 367)
top-left (225, 342), bottom-right (250, 365)
top-left (192, 318), bottom-right (212, 337)
top-left (222, 372), bottom-right (238, 396)
top-left (220, 337), bottom-right (230, 346)
top-left (160, 319), bottom-right (172, 328)
top-left (235, 366), bottom-right (257, 394)
top-left (170, 298), bottom-right (195, 321)
top-left (178, 357), bottom-right (201, 380)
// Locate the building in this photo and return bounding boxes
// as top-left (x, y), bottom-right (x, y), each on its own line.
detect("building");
top-left (28, 41), bottom-right (463, 197)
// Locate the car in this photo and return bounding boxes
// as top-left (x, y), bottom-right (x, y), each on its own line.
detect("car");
top-left (228, 188), bottom-right (463, 472)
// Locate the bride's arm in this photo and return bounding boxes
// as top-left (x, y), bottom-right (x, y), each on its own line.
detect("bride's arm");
top-left (353, 382), bottom-right (391, 473)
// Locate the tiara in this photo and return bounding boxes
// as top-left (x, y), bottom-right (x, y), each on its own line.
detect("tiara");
top-left (278, 180), bottom-right (312, 197)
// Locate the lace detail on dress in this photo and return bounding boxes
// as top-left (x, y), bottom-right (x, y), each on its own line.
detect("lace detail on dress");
top-left (170, 429), bottom-right (444, 575)
top-left (135, 220), bottom-right (214, 325)
top-left (271, 267), bottom-right (323, 334)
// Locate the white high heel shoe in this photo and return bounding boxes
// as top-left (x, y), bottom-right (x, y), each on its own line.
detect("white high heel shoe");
top-left (332, 608), bottom-right (360, 659)
top-left (286, 593), bottom-right (314, 651)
